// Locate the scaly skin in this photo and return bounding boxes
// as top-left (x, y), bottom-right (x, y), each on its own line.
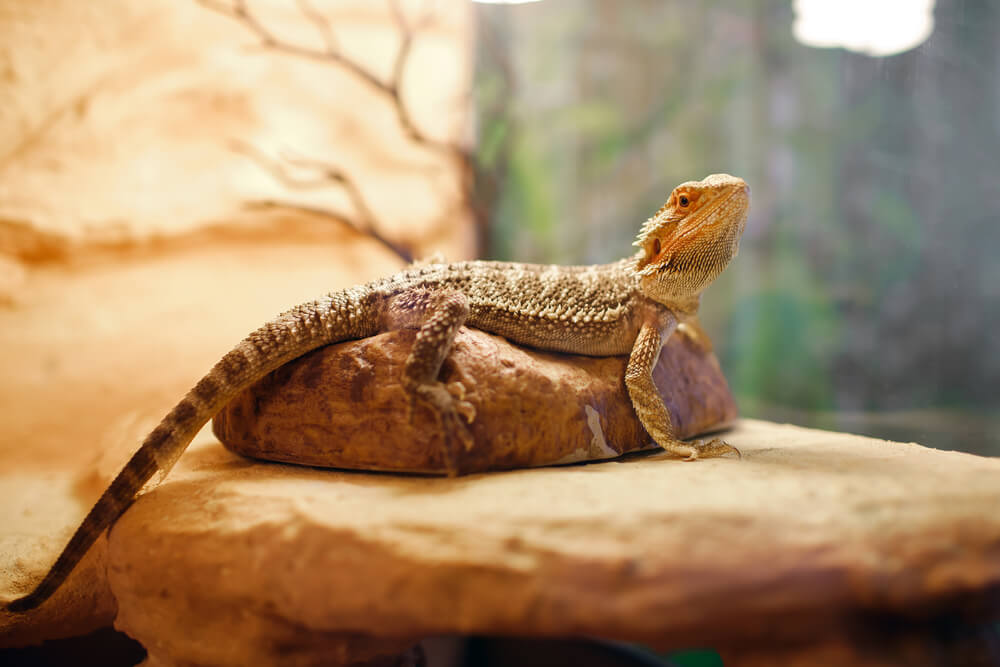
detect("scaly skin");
top-left (5, 173), bottom-right (750, 613)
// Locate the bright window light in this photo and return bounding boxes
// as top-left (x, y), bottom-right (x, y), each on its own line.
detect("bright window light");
top-left (793, 0), bottom-right (935, 57)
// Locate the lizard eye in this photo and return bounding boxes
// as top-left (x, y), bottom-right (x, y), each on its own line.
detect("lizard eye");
top-left (678, 194), bottom-right (690, 207)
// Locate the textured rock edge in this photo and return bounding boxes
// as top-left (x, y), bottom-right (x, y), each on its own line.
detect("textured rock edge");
top-left (108, 419), bottom-right (1000, 666)
top-left (213, 326), bottom-right (738, 473)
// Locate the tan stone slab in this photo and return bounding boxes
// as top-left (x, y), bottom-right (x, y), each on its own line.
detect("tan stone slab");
top-left (90, 420), bottom-right (1000, 666)
top-left (0, 473), bottom-right (116, 647)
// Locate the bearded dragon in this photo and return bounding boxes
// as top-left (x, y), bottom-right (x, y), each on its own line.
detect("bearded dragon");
top-left (6, 173), bottom-right (750, 613)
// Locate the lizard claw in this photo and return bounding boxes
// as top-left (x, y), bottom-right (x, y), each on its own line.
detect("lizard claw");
top-left (446, 382), bottom-right (477, 424)
top-left (411, 382), bottom-right (477, 473)
top-left (687, 437), bottom-right (741, 460)
top-left (661, 437), bottom-right (740, 460)
top-left (456, 400), bottom-right (476, 425)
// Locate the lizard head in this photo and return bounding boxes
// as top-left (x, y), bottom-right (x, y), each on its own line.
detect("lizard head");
top-left (633, 173), bottom-right (750, 308)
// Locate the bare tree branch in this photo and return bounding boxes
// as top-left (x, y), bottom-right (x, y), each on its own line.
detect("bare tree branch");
top-left (197, 0), bottom-right (486, 255)
top-left (197, 0), bottom-right (458, 156)
top-left (280, 151), bottom-right (382, 237)
top-left (198, 0), bottom-right (392, 96)
top-left (293, 0), bottom-right (338, 53)
top-left (230, 140), bottom-right (412, 261)
top-left (387, 0), bottom-right (414, 124)
top-left (245, 199), bottom-right (412, 262)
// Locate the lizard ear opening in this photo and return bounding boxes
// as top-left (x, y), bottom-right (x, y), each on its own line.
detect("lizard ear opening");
top-left (651, 238), bottom-right (661, 256)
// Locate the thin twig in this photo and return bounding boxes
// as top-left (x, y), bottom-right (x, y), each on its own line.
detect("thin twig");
top-left (230, 140), bottom-right (412, 261)
top-left (197, 0), bottom-right (455, 155)
top-left (196, 0), bottom-right (485, 254)
top-left (293, 0), bottom-right (338, 53)
top-left (387, 0), bottom-right (412, 102)
top-left (197, 0), bottom-right (390, 97)
top-left (280, 151), bottom-right (382, 236)
top-left (245, 199), bottom-right (412, 262)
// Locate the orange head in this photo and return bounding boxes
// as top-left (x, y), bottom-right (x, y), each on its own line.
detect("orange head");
top-left (633, 173), bottom-right (750, 306)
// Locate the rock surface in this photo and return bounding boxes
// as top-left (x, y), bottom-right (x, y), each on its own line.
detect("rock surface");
top-left (213, 326), bottom-right (738, 474)
top-left (96, 419), bottom-right (1000, 666)
top-left (0, 236), bottom-right (407, 651)
top-left (0, 474), bottom-right (117, 647)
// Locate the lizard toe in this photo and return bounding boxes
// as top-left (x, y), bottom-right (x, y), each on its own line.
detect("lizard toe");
top-left (412, 382), bottom-right (477, 467)
top-left (446, 381), bottom-right (468, 401)
top-left (695, 438), bottom-right (741, 459)
top-left (455, 399), bottom-right (476, 424)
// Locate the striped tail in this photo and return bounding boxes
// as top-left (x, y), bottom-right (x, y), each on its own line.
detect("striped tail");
top-left (6, 289), bottom-right (380, 612)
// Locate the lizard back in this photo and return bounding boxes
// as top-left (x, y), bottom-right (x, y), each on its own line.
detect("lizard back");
top-left (375, 258), bottom-right (644, 356)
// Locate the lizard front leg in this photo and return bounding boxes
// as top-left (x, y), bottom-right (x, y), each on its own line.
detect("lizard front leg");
top-left (400, 291), bottom-right (477, 475)
top-left (626, 320), bottom-right (739, 460)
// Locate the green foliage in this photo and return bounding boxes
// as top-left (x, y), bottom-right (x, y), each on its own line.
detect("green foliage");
top-left (668, 649), bottom-right (724, 667)
top-left (727, 287), bottom-right (838, 411)
top-left (491, 132), bottom-right (558, 263)
top-left (868, 189), bottom-right (922, 288)
top-left (473, 0), bottom-right (1000, 449)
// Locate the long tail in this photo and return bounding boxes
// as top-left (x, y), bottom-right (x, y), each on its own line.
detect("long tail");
top-left (6, 288), bottom-right (381, 612)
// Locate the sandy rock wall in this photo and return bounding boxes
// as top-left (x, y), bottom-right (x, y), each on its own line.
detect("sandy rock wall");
top-left (0, 0), bottom-right (473, 253)
top-left (0, 0), bottom-right (474, 645)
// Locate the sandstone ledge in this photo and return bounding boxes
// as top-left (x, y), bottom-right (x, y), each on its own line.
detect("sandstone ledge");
top-left (96, 419), bottom-right (1000, 666)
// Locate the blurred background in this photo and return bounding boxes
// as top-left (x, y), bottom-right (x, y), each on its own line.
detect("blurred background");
top-left (1, 0), bottom-right (995, 473)
top-left (474, 0), bottom-right (999, 456)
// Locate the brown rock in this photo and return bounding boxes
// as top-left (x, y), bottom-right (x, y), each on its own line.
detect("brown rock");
top-left (213, 327), bottom-right (738, 474)
top-left (105, 420), bottom-right (1000, 666)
